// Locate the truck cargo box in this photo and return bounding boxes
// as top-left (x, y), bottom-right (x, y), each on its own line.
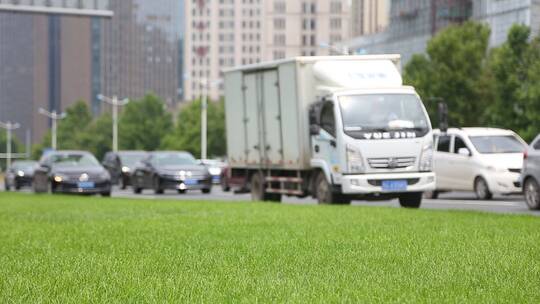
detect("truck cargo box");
top-left (224, 55), bottom-right (402, 171)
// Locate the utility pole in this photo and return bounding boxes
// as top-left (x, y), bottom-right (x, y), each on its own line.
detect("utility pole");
top-left (0, 121), bottom-right (20, 170)
top-left (38, 108), bottom-right (66, 150)
top-left (196, 79), bottom-right (222, 160)
top-left (97, 94), bottom-right (129, 152)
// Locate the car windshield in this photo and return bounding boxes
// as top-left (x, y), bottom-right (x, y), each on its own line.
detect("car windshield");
top-left (120, 154), bottom-right (146, 166)
top-left (12, 162), bottom-right (37, 171)
top-left (339, 94), bottom-right (429, 132)
top-left (151, 153), bottom-right (197, 166)
top-left (51, 154), bottom-right (100, 168)
top-left (469, 135), bottom-right (525, 154)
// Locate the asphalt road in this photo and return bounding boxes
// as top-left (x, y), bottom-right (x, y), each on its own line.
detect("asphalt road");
top-left (1, 182), bottom-right (538, 216)
top-left (112, 185), bottom-right (539, 216)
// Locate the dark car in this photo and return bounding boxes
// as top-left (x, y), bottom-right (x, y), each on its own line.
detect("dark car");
top-left (102, 151), bottom-right (147, 189)
top-left (4, 160), bottom-right (38, 191)
top-left (33, 151), bottom-right (111, 196)
top-left (199, 159), bottom-right (227, 184)
top-left (522, 134), bottom-right (540, 210)
top-left (131, 151), bottom-right (212, 194)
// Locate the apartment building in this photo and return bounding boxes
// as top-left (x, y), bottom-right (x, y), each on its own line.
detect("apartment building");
top-left (351, 0), bottom-right (390, 36)
top-left (184, 0), bottom-right (351, 101)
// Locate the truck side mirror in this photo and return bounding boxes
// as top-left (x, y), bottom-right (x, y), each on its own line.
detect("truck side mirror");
top-left (438, 102), bottom-right (448, 133)
top-left (458, 148), bottom-right (471, 157)
top-left (310, 124), bottom-right (321, 136)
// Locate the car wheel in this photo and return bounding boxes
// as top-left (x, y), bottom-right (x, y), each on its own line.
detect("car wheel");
top-left (424, 191), bottom-right (439, 199)
top-left (474, 177), bottom-right (492, 200)
top-left (177, 189), bottom-right (186, 194)
top-left (47, 180), bottom-right (55, 194)
top-left (399, 192), bottom-right (422, 208)
top-left (14, 182), bottom-right (21, 191)
top-left (202, 188), bottom-right (212, 194)
top-left (153, 176), bottom-right (164, 195)
top-left (101, 192), bottom-right (111, 197)
top-left (221, 178), bottom-right (230, 192)
top-left (120, 177), bottom-right (127, 190)
top-left (524, 178), bottom-right (540, 210)
top-left (4, 181), bottom-right (10, 192)
top-left (132, 180), bottom-right (142, 194)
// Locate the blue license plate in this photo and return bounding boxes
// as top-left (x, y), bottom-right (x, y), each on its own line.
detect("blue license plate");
top-left (184, 179), bottom-right (198, 186)
top-left (78, 181), bottom-right (95, 189)
top-left (381, 180), bottom-right (407, 192)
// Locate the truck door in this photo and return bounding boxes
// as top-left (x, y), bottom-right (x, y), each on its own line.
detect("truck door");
top-left (243, 73), bottom-right (262, 165)
top-left (261, 70), bottom-right (283, 167)
top-left (312, 101), bottom-right (339, 179)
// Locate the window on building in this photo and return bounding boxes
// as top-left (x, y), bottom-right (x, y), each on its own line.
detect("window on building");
top-left (274, 18), bottom-right (286, 30)
top-left (330, 18), bottom-right (342, 30)
top-left (273, 34), bottom-right (286, 46)
top-left (274, 1), bottom-right (286, 13)
top-left (330, 1), bottom-right (342, 14)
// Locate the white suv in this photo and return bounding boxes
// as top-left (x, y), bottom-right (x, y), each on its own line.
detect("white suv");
top-left (431, 128), bottom-right (527, 199)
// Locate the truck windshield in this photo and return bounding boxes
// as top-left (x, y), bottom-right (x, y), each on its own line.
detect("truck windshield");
top-left (339, 94), bottom-right (429, 134)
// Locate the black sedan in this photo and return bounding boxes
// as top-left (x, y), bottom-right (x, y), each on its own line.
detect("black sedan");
top-left (131, 151), bottom-right (212, 194)
top-left (4, 160), bottom-right (38, 191)
top-left (102, 151), bottom-right (147, 189)
top-left (33, 151), bottom-right (111, 196)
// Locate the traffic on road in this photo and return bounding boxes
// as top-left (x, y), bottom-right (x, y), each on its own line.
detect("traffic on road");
top-left (1, 55), bottom-right (540, 215)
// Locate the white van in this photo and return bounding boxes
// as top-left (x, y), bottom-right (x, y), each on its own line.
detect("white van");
top-left (430, 128), bottom-right (527, 199)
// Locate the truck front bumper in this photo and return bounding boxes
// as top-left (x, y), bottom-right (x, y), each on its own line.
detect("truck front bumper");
top-left (341, 172), bottom-right (436, 194)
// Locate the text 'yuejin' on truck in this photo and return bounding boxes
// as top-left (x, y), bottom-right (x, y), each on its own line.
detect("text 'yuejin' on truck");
top-left (223, 55), bottom-right (436, 207)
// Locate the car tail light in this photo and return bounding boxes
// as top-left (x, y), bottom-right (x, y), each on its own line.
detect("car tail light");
top-left (524, 150), bottom-right (528, 160)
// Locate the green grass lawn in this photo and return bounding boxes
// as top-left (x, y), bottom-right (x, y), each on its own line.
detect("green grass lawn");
top-left (0, 193), bottom-right (539, 303)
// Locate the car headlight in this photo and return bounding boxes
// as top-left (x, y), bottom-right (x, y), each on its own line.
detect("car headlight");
top-left (208, 167), bottom-right (221, 175)
top-left (419, 142), bottom-right (434, 172)
top-left (17, 170), bottom-right (25, 177)
top-left (121, 166), bottom-right (130, 173)
top-left (487, 166), bottom-right (507, 173)
top-left (53, 174), bottom-right (68, 183)
top-left (347, 144), bottom-right (365, 174)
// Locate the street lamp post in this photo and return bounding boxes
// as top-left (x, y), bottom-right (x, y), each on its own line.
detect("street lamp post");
top-left (0, 121), bottom-right (20, 170)
top-left (195, 79), bottom-right (222, 160)
top-left (97, 94), bottom-right (129, 152)
top-left (38, 108), bottom-right (66, 150)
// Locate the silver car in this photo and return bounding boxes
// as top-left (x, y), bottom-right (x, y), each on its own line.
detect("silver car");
top-left (522, 134), bottom-right (540, 210)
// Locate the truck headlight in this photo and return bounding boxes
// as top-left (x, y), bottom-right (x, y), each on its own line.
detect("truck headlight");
top-left (17, 170), bottom-right (25, 177)
top-left (208, 167), bottom-right (221, 175)
top-left (419, 142), bottom-right (433, 172)
top-left (347, 145), bottom-right (365, 174)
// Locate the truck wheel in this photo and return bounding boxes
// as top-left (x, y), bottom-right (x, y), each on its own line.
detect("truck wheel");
top-left (315, 172), bottom-right (348, 204)
top-left (250, 172), bottom-right (270, 201)
top-left (474, 177), bottom-right (492, 200)
top-left (221, 178), bottom-right (230, 192)
top-left (524, 178), bottom-right (540, 210)
top-left (399, 192), bottom-right (422, 208)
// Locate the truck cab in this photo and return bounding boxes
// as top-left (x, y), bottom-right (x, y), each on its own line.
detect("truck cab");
top-left (309, 87), bottom-right (435, 206)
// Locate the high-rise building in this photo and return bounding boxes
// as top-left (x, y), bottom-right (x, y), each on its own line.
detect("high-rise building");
top-left (184, 0), bottom-right (352, 101)
top-left (0, 13), bottom-right (98, 144)
top-left (99, 0), bottom-right (184, 109)
top-left (346, 0), bottom-right (473, 63)
top-left (473, 0), bottom-right (540, 46)
top-left (0, 0), bottom-right (185, 145)
top-left (351, 0), bottom-right (390, 36)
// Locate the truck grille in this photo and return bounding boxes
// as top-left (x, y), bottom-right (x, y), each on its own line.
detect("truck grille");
top-left (368, 157), bottom-right (416, 169)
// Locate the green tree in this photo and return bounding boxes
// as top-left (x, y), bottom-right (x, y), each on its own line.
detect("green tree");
top-left (484, 24), bottom-right (540, 141)
top-left (79, 113), bottom-right (113, 161)
top-left (57, 100), bottom-right (93, 150)
top-left (119, 93), bottom-right (173, 151)
top-left (404, 21), bottom-right (491, 127)
top-left (162, 99), bottom-right (226, 158)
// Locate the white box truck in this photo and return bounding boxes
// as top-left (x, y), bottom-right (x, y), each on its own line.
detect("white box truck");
top-left (223, 55), bottom-right (436, 207)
